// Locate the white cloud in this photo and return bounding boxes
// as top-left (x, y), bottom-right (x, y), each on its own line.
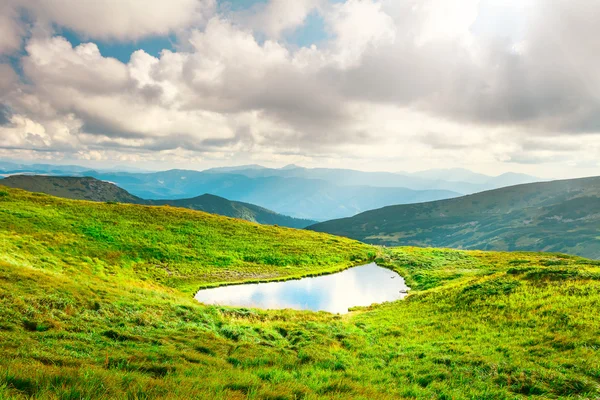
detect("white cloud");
top-left (0, 64), bottom-right (19, 92)
top-left (0, 1), bottom-right (24, 55)
top-left (235, 0), bottom-right (322, 39)
top-left (25, 0), bottom-right (216, 40)
top-left (0, 0), bottom-right (600, 177)
top-left (326, 0), bottom-right (396, 67)
top-left (24, 37), bottom-right (130, 95)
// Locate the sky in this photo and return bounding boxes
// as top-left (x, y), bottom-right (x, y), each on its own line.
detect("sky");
top-left (0, 0), bottom-right (599, 178)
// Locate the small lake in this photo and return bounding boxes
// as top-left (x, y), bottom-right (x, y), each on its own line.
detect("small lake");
top-left (194, 263), bottom-right (409, 314)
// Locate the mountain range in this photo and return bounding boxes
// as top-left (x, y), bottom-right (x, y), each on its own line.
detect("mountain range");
top-left (205, 165), bottom-right (541, 194)
top-left (50, 169), bottom-right (462, 220)
top-left (309, 176), bottom-right (600, 259)
top-left (1, 161), bottom-right (544, 220)
top-left (0, 175), bottom-right (316, 228)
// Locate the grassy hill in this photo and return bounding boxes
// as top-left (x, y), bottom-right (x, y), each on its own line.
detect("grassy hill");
top-left (0, 175), bottom-right (144, 204)
top-left (0, 187), bottom-right (599, 398)
top-left (309, 176), bottom-right (600, 259)
top-left (0, 176), bottom-right (316, 228)
top-left (149, 194), bottom-right (316, 228)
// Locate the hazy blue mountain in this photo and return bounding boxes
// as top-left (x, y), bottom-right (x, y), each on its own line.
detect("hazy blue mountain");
top-left (0, 161), bottom-right (21, 171)
top-left (0, 162), bottom-right (92, 176)
top-left (486, 172), bottom-right (543, 188)
top-left (204, 164), bottom-right (267, 173)
top-left (1, 161), bottom-right (541, 220)
top-left (81, 169), bottom-right (460, 220)
top-left (1, 160), bottom-right (543, 194)
top-left (202, 165), bottom-right (542, 194)
top-left (308, 176), bottom-right (600, 259)
top-left (0, 175), bottom-right (316, 228)
top-left (409, 168), bottom-right (499, 184)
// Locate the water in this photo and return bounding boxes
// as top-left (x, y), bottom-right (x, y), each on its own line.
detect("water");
top-left (194, 263), bottom-right (409, 314)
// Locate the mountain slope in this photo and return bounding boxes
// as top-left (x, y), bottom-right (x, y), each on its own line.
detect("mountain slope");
top-left (0, 186), bottom-right (373, 292)
top-left (149, 194), bottom-right (317, 228)
top-left (0, 175), bottom-right (144, 204)
top-left (84, 169), bottom-right (461, 220)
top-left (0, 162), bottom-right (541, 220)
top-left (308, 176), bottom-right (600, 259)
top-left (0, 176), bottom-right (316, 228)
top-left (0, 189), bottom-right (598, 398)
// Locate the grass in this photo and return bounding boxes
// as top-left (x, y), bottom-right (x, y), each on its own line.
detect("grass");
top-left (1, 187), bottom-right (599, 399)
top-left (308, 175), bottom-right (600, 259)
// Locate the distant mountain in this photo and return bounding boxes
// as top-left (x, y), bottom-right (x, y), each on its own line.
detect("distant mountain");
top-left (0, 175), bottom-right (316, 228)
top-left (0, 175), bottom-right (144, 203)
top-left (409, 168), bottom-right (493, 184)
top-left (81, 170), bottom-right (461, 220)
top-left (1, 161), bottom-right (542, 220)
top-left (0, 161), bottom-right (545, 194)
top-left (205, 165), bottom-right (543, 194)
top-left (149, 194), bottom-right (316, 228)
top-left (0, 162), bottom-right (92, 176)
top-left (280, 164), bottom-right (301, 170)
top-left (204, 164), bottom-right (267, 173)
top-left (308, 176), bottom-right (600, 259)
top-left (0, 161), bottom-right (153, 176)
top-left (486, 172), bottom-right (542, 189)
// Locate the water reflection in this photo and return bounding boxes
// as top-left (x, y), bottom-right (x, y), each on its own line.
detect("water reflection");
top-left (194, 263), bottom-right (409, 314)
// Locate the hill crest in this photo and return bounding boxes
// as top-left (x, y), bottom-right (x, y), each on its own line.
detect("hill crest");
top-left (0, 175), bottom-right (317, 228)
top-left (308, 176), bottom-right (600, 259)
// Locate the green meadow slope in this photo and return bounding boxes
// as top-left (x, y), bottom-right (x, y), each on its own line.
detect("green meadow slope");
top-left (1, 175), bottom-right (317, 228)
top-left (0, 187), bottom-right (599, 399)
top-left (309, 176), bottom-right (600, 259)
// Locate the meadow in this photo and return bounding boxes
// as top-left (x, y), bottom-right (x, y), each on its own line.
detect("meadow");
top-left (0, 187), bottom-right (599, 399)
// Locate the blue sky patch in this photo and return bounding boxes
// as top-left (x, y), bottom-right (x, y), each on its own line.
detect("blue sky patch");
top-left (285, 10), bottom-right (331, 48)
top-left (57, 28), bottom-right (177, 63)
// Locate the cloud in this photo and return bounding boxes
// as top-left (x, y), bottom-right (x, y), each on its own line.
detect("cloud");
top-left (0, 1), bottom-right (24, 55)
top-left (25, 0), bottom-right (216, 40)
top-left (0, 64), bottom-right (19, 93)
top-left (232, 0), bottom-right (322, 39)
top-left (414, 0), bottom-right (600, 133)
top-left (23, 37), bottom-right (130, 95)
top-left (1, 0), bottom-right (600, 176)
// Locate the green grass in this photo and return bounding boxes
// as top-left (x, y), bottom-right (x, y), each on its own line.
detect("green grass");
top-left (1, 176), bottom-right (318, 228)
top-left (1, 187), bottom-right (599, 399)
top-left (0, 187), bottom-right (373, 293)
top-left (308, 175), bottom-right (600, 259)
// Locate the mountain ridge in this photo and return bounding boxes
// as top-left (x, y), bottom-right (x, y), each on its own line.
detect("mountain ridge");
top-left (308, 176), bottom-right (600, 259)
top-left (0, 175), bottom-right (317, 228)
top-left (0, 161), bottom-right (548, 220)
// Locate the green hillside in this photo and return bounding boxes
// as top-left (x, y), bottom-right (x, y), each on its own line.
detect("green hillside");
top-left (0, 175), bottom-right (316, 228)
top-left (1, 187), bottom-right (599, 398)
top-left (149, 194), bottom-right (317, 228)
top-left (0, 175), bottom-right (144, 204)
top-left (309, 176), bottom-right (600, 259)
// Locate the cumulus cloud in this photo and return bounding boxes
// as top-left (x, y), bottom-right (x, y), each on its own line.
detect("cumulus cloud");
top-left (0, 1), bottom-right (24, 55)
top-left (25, 0), bottom-right (216, 40)
top-left (1, 0), bottom-right (600, 176)
top-left (232, 0), bottom-right (323, 39)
